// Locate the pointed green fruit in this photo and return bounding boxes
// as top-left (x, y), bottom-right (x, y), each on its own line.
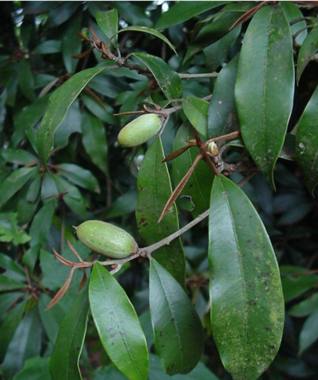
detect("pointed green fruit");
top-left (118, 113), bottom-right (162, 147)
top-left (76, 220), bottom-right (138, 258)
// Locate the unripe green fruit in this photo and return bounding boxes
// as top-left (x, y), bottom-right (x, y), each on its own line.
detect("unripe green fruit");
top-left (76, 220), bottom-right (138, 259)
top-left (118, 113), bottom-right (162, 147)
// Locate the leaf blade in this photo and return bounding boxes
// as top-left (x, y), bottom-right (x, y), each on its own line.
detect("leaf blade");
top-left (36, 64), bottom-right (108, 163)
top-left (149, 259), bottom-right (204, 375)
top-left (208, 175), bottom-right (284, 380)
top-left (136, 138), bottom-right (185, 284)
top-left (89, 263), bottom-right (149, 380)
top-left (49, 288), bottom-right (89, 380)
top-left (235, 5), bottom-right (295, 185)
top-left (132, 52), bottom-right (182, 100)
top-left (295, 85), bottom-right (318, 193)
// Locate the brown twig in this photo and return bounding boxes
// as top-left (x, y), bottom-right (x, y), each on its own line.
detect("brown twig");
top-left (158, 153), bottom-right (203, 223)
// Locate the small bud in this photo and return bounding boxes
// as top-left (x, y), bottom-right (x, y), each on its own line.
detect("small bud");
top-left (118, 113), bottom-right (162, 147)
top-left (207, 141), bottom-right (219, 156)
top-left (76, 220), bottom-right (138, 259)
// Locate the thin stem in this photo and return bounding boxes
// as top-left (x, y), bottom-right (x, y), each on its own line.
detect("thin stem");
top-left (144, 209), bottom-right (209, 256)
top-left (178, 72), bottom-right (218, 79)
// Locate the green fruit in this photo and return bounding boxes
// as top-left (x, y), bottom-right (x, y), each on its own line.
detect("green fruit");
top-left (76, 220), bottom-right (138, 259)
top-left (118, 113), bottom-right (162, 147)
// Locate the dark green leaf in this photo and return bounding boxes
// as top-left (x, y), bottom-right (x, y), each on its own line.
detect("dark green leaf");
top-left (25, 200), bottom-right (57, 269)
top-left (13, 357), bottom-right (50, 380)
top-left (0, 300), bottom-right (26, 361)
top-left (89, 263), bottom-right (149, 380)
top-left (149, 354), bottom-right (220, 380)
top-left (136, 138), bottom-right (185, 284)
top-left (149, 259), bottom-right (204, 375)
top-left (194, 3), bottom-right (252, 45)
top-left (17, 60), bottom-right (35, 101)
top-left (81, 94), bottom-right (114, 124)
top-left (58, 163), bottom-right (100, 193)
top-left (1, 149), bottom-right (37, 165)
top-left (12, 95), bottom-right (49, 147)
top-left (81, 112), bottom-right (108, 174)
top-left (119, 26), bottom-right (177, 54)
top-left (36, 64), bottom-right (108, 162)
top-left (156, 2), bottom-right (224, 30)
top-left (172, 126), bottom-right (213, 216)
top-left (299, 310), bottom-right (318, 354)
top-left (54, 100), bottom-right (82, 150)
top-left (280, 266), bottom-right (318, 302)
top-left (295, 85), bottom-right (318, 193)
top-left (106, 191), bottom-right (137, 218)
top-left (96, 9), bottom-right (118, 46)
top-left (54, 176), bottom-right (89, 218)
top-left (203, 27), bottom-right (241, 71)
top-left (182, 96), bottom-right (208, 137)
top-left (208, 55), bottom-right (238, 137)
top-left (281, 2), bottom-right (307, 46)
top-left (297, 27), bottom-right (318, 82)
top-left (209, 175), bottom-right (284, 380)
top-left (34, 40), bottom-right (61, 54)
top-left (132, 52), bottom-right (182, 100)
top-left (2, 309), bottom-right (42, 377)
top-left (289, 292), bottom-right (318, 317)
top-left (38, 294), bottom-right (65, 343)
top-left (235, 5), bottom-right (295, 185)
top-left (50, 288), bottom-right (89, 380)
top-left (0, 275), bottom-right (24, 292)
top-left (62, 15), bottom-right (82, 73)
top-left (0, 167), bottom-right (37, 209)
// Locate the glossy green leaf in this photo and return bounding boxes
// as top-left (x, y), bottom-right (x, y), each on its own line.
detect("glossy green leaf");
top-left (208, 55), bottom-right (238, 137)
top-left (295, 85), bottom-right (318, 193)
top-left (25, 199), bottom-right (57, 269)
top-left (194, 3), bottom-right (252, 45)
top-left (54, 100), bottom-right (82, 149)
top-left (297, 27), bottom-right (318, 82)
top-left (62, 15), bottom-right (82, 73)
top-left (132, 52), bottom-right (182, 100)
top-left (156, 2), bottom-right (224, 29)
top-left (299, 310), bottom-right (318, 354)
top-left (208, 175), bottom-right (284, 380)
top-left (0, 275), bottom-right (24, 292)
top-left (50, 289), bottom-right (89, 380)
top-left (1, 148), bottom-right (37, 165)
top-left (2, 309), bottom-right (42, 377)
top-left (182, 96), bottom-right (208, 137)
top-left (289, 293), bottom-right (318, 317)
top-left (58, 163), bottom-right (100, 193)
top-left (38, 294), bottom-right (64, 343)
top-left (0, 167), bottom-right (37, 209)
top-left (96, 9), bottom-right (118, 46)
top-left (17, 60), bottom-right (35, 101)
top-left (36, 64), bottom-right (108, 162)
top-left (280, 266), bottom-right (318, 302)
top-left (34, 40), bottom-right (61, 54)
top-left (235, 5), bottom-right (295, 185)
top-left (172, 126), bottom-right (213, 216)
top-left (281, 2), bottom-right (307, 46)
top-left (13, 95), bottom-right (49, 147)
top-left (204, 27), bottom-right (241, 71)
top-left (81, 112), bottom-right (108, 174)
top-left (149, 354), bottom-right (220, 380)
top-left (118, 26), bottom-right (176, 54)
top-left (149, 259), bottom-right (204, 375)
top-left (136, 138), bottom-right (185, 284)
top-left (0, 301), bottom-right (26, 361)
top-left (89, 263), bottom-right (149, 380)
top-left (13, 357), bottom-right (50, 380)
